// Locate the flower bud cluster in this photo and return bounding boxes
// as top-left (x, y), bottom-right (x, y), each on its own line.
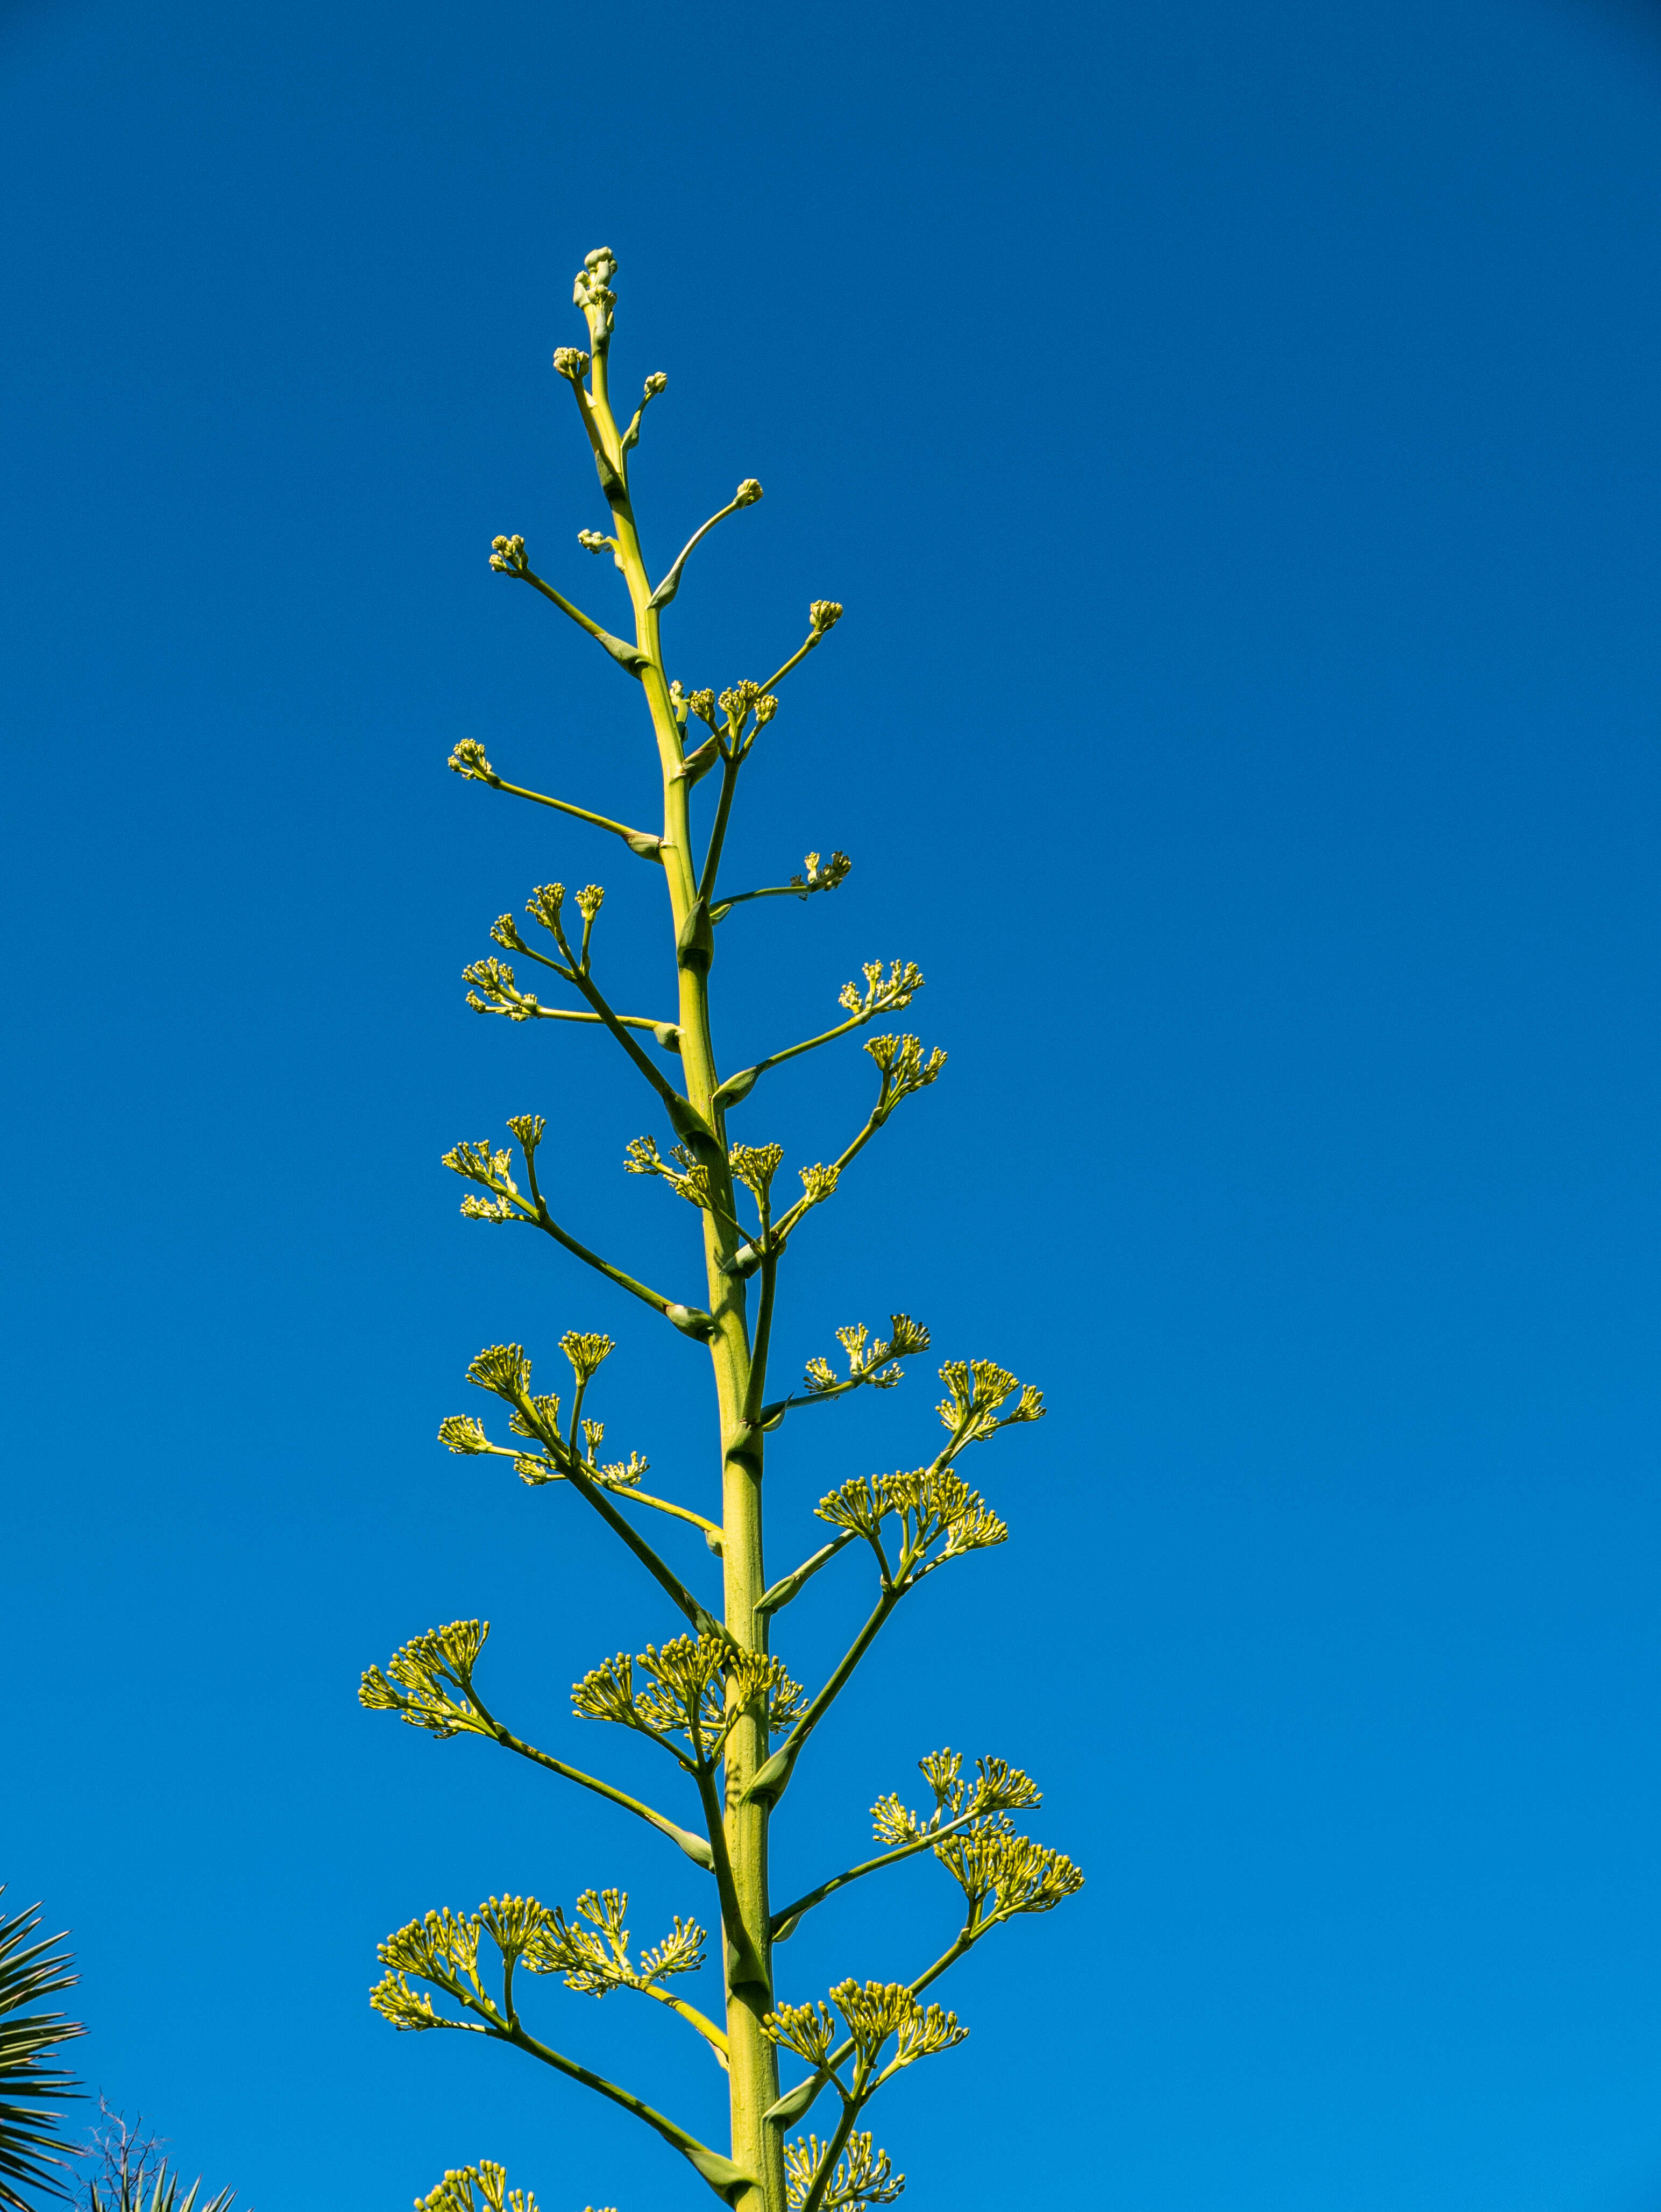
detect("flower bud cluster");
top-left (937, 1358), bottom-right (1045, 1443)
top-left (462, 956), bottom-right (542, 1024)
top-left (729, 1141), bottom-right (784, 1202)
top-left (866, 1032), bottom-right (948, 1120)
top-left (415, 2154), bottom-right (546, 2212)
top-left (718, 679), bottom-right (763, 724)
top-left (804, 1313), bottom-right (931, 1399)
top-left (448, 739), bottom-right (495, 781)
top-left (783, 2133), bottom-right (903, 2212)
top-left (560, 1329), bottom-right (614, 1384)
top-left (766, 1981), bottom-right (964, 2078)
top-left (573, 246), bottom-right (618, 336)
top-left (839, 959), bottom-right (925, 1018)
top-left (797, 1162), bottom-right (840, 1208)
top-left (870, 1748), bottom-right (1042, 1847)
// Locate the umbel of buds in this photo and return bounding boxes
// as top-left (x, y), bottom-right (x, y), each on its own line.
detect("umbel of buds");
top-left (368, 244), bottom-right (1077, 2212)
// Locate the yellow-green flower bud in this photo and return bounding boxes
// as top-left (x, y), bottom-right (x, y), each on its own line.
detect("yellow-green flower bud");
top-left (719, 680), bottom-right (762, 725)
top-left (449, 739), bottom-right (494, 780)
top-left (573, 249), bottom-right (618, 335)
top-left (798, 1162), bottom-right (840, 1207)
top-left (561, 1330), bottom-right (615, 1383)
top-left (526, 883), bottom-right (565, 931)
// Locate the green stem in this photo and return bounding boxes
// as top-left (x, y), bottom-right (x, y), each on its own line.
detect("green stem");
top-left (769, 1806), bottom-right (991, 1938)
top-left (769, 1100), bottom-right (890, 1243)
top-left (520, 1150), bottom-right (710, 1336)
top-left (694, 1763), bottom-right (772, 2000)
top-left (611, 1483), bottom-right (725, 1545)
top-left (463, 1692), bottom-right (714, 1869)
top-left (742, 1247), bottom-right (779, 1428)
top-left (743, 1591), bottom-right (903, 1807)
top-left (649, 491), bottom-right (755, 612)
top-left (699, 751), bottom-right (743, 904)
top-left (754, 1533), bottom-right (858, 1617)
top-left (644, 1981), bottom-right (731, 2066)
top-left (575, 302), bottom-right (787, 2212)
top-left (555, 948), bottom-right (687, 1109)
top-left (492, 2017), bottom-right (757, 2202)
top-left (510, 566), bottom-right (648, 673)
top-left (714, 999), bottom-right (908, 1108)
top-left (560, 1459), bottom-right (723, 1636)
top-left (758, 627), bottom-right (826, 694)
top-left (513, 999), bottom-right (678, 1043)
top-left (796, 2096), bottom-right (861, 2212)
top-left (755, 1362), bottom-right (914, 1427)
top-left (710, 882), bottom-right (819, 918)
top-left (464, 765), bottom-right (662, 855)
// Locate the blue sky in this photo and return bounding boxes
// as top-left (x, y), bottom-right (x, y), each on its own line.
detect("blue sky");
top-left (5, 2), bottom-right (1661, 2207)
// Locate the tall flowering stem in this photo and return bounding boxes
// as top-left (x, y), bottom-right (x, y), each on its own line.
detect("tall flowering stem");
top-left (365, 247), bottom-right (1082, 2212)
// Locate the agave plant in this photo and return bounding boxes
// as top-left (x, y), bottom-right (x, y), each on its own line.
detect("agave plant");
top-left (0, 1892), bottom-right (83, 2211)
top-left (365, 245), bottom-right (1082, 2212)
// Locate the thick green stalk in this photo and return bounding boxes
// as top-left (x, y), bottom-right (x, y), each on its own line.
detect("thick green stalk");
top-left (578, 341), bottom-right (786, 2212)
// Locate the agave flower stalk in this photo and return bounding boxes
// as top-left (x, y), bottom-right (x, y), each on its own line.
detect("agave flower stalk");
top-left (366, 247), bottom-right (1082, 2212)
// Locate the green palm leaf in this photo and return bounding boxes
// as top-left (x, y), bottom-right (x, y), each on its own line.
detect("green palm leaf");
top-left (87, 2163), bottom-right (237, 2212)
top-left (79, 2105), bottom-right (240, 2212)
top-left (0, 1889), bottom-right (85, 2211)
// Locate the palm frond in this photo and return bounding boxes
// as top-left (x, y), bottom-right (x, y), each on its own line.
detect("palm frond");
top-left (87, 2164), bottom-right (237, 2212)
top-left (0, 1889), bottom-right (86, 2211)
top-left (76, 2104), bottom-right (240, 2212)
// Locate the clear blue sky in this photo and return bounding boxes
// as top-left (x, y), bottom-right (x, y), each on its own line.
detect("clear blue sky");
top-left (5, 2), bottom-right (1661, 2207)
